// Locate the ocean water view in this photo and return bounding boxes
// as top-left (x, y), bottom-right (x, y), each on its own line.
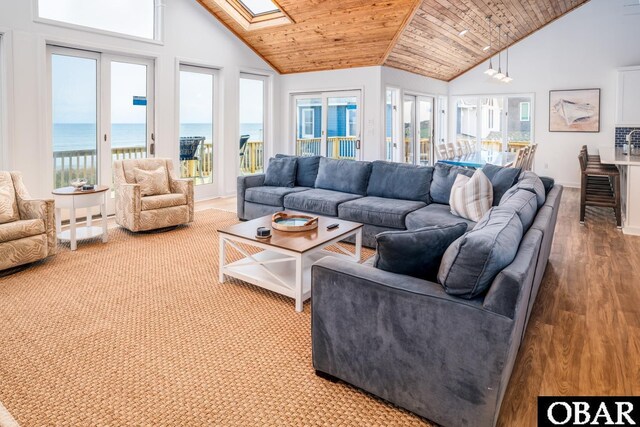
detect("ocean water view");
top-left (52, 123), bottom-right (264, 151)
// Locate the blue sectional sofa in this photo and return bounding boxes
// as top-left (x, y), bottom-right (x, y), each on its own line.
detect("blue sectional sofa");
top-left (237, 155), bottom-right (563, 427)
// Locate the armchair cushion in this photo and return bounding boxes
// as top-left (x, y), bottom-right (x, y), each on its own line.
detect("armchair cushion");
top-left (0, 172), bottom-right (19, 224)
top-left (264, 157), bottom-right (297, 187)
top-left (0, 219), bottom-right (45, 242)
top-left (134, 167), bottom-right (170, 196)
top-left (141, 194), bottom-right (187, 211)
top-left (374, 223), bottom-right (467, 282)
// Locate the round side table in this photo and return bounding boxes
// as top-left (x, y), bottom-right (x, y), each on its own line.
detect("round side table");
top-left (52, 185), bottom-right (109, 251)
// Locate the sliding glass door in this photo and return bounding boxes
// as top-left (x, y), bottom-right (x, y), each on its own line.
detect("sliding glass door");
top-left (403, 94), bottom-right (434, 166)
top-left (293, 90), bottom-right (362, 159)
top-left (49, 46), bottom-right (154, 213)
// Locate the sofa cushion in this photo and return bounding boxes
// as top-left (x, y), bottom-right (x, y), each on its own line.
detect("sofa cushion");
top-left (499, 189), bottom-right (537, 231)
top-left (284, 189), bottom-right (362, 217)
top-left (373, 223), bottom-right (468, 282)
top-left (540, 176), bottom-right (555, 194)
top-left (122, 158), bottom-right (169, 184)
top-left (405, 203), bottom-right (476, 231)
top-left (275, 154), bottom-right (321, 188)
top-left (314, 158), bottom-right (372, 195)
top-left (481, 164), bottom-right (521, 206)
top-left (0, 219), bottom-right (45, 241)
top-left (141, 193), bottom-right (187, 211)
top-left (264, 157), bottom-right (297, 187)
top-left (245, 186), bottom-right (310, 207)
top-left (338, 197), bottom-right (426, 229)
top-left (0, 172), bottom-right (19, 224)
top-left (438, 207), bottom-right (524, 299)
top-left (134, 166), bottom-right (170, 196)
top-left (366, 161), bottom-right (433, 202)
top-left (449, 170), bottom-right (493, 222)
top-left (516, 171), bottom-right (546, 208)
top-left (430, 163), bottom-right (475, 204)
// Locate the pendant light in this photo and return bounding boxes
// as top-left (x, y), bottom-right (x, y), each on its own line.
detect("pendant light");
top-left (502, 32), bottom-right (513, 83)
top-left (484, 16), bottom-right (497, 76)
top-left (493, 25), bottom-right (505, 80)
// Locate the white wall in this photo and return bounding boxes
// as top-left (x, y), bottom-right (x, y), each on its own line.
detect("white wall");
top-left (0, 0), bottom-right (277, 199)
top-left (448, 0), bottom-right (640, 187)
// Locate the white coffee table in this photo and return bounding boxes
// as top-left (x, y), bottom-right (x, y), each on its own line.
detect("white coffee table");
top-left (217, 213), bottom-right (363, 312)
top-left (52, 185), bottom-right (109, 251)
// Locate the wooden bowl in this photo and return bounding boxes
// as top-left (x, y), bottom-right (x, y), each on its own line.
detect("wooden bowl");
top-left (271, 212), bottom-right (319, 232)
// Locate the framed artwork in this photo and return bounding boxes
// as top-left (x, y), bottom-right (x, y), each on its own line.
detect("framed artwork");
top-left (549, 88), bottom-right (600, 132)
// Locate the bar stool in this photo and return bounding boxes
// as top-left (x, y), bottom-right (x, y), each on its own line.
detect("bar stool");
top-left (578, 149), bottom-right (621, 227)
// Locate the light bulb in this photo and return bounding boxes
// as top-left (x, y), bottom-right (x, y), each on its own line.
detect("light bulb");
top-left (485, 68), bottom-right (497, 76)
top-left (493, 71), bottom-right (505, 80)
top-left (502, 75), bottom-right (513, 83)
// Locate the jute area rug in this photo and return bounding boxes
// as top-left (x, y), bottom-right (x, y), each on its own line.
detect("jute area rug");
top-left (0, 209), bottom-right (430, 426)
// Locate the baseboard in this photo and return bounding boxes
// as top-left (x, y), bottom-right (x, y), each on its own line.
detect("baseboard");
top-left (0, 400), bottom-right (19, 427)
top-left (622, 225), bottom-right (640, 236)
top-left (555, 181), bottom-right (580, 189)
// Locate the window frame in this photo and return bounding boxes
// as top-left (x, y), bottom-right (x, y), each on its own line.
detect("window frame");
top-left (209, 0), bottom-right (292, 31)
top-left (301, 107), bottom-right (315, 139)
top-left (33, 0), bottom-right (164, 44)
top-left (345, 107), bottom-right (357, 137)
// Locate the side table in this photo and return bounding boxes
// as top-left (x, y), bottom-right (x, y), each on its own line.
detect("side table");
top-left (52, 185), bottom-right (109, 251)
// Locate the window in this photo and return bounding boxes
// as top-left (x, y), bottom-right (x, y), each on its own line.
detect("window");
top-left (210, 0), bottom-right (292, 30)
top-left (301, 108), bottom-right (314, 138)
top-left (179, 65), bottom-right (216, 187)
top-left (454, 95), bottom-right (533, 152)
top-left (346, 108), bottom-right (357, 137)
top-left (239, 74), bottom-right (267, 174)
top-left (37, 0), bottom-right (156, 40)
top-left (520, 102), bottom-right (531, 122)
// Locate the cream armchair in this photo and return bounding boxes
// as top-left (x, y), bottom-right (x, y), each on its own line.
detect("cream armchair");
top-left (0, 171), bottom-right (56, 271)
top-left (113, 158), bottom-right (194, 232)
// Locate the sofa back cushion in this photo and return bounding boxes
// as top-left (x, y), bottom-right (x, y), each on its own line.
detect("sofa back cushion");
top-left (499, 188), bottom-right (538, 231)
top-left (374, 223), bottom-right (467, 282)
top-left (0, 172), bottom-right (19, 224)
top-left (264, 157), bottom-right (297, 187)
top-left (366, 161), bottom-right (433, 202)
top-left (430, 163), bottom-right (475, 204)
top-left (449, 170), bottom-right (493, 222)
top-left (275, 154), bottom-right (321, 187)
top-left (515, 171), bottom-right (546, 208)
top-left (438, 207), bottom-right (523, 299)
top-left (481, 164), bottom-right (521, 206)
top-left (314, 158), bottom-right (372, 195)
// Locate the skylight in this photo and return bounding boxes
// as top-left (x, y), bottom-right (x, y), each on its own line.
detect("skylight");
top-left (239, 0), bottom-right (279, 16)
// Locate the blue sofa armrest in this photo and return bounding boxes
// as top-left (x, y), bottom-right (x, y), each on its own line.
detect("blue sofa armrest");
top-left (237, 174), bottom-right (265, 220)
top-left (311, 257), bottom-right (515, 427)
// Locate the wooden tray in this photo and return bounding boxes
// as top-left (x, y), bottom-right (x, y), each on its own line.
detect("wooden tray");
top-left (271, 212), bottom-right (319, 232)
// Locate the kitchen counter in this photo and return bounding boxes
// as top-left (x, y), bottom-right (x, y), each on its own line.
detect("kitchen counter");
top-left (598, 146), bottom-right (640, 235)
top-left (598, 146), bottom-right (640, 165)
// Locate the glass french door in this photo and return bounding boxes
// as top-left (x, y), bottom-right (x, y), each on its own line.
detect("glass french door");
top-left (179, 64), bottom-right (216, 198)
top-left (403, 94), bottom-right (434, 166)
top-left (49, 46), bottom-right (154, 214)
top-left (293, 90), bottom-right (362, 160)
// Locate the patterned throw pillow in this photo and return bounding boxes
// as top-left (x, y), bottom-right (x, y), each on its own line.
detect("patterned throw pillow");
top-left (134, 167), bottom-right (170, 197)
top-left (0, 172), bottom-right (19, 224)
top-left (449, 169), bottom-right (493, 222)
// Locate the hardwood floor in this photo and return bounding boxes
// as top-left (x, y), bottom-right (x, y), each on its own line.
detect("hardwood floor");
top-left (204, 189), bottom-right (640, 426)
top-left (498, 187), bottom-right (640, 426)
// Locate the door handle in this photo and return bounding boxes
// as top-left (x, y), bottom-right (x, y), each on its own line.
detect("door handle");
top-left (356, 140), bottom-right (361, 150)
top-left (150, 133), bottom-right (155, 156)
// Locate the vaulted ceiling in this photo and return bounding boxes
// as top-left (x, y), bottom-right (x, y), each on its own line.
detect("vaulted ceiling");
top-left (197, 0), bottom-right (591, 81)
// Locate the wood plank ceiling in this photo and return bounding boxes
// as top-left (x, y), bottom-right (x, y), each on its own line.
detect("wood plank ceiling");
top-left (197, 0), bottom-right (591, 81)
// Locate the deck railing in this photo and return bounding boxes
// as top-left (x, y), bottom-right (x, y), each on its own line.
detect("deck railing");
top-left (295, 137), bottom-right (358, 159)
top-left (240, 141), bottom-right (264, 175)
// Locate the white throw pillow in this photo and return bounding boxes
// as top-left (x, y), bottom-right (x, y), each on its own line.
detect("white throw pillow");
top-left (134, 167), bottom-right (170, 197)
top-left (449, 169), bottom-right (493, 222)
